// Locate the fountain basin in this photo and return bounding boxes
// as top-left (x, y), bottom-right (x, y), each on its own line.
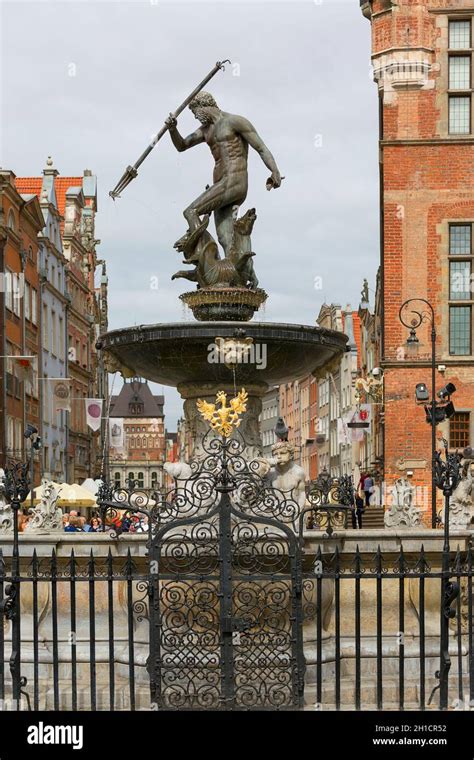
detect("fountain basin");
top-left (98, 321), bottom-right (348, 387)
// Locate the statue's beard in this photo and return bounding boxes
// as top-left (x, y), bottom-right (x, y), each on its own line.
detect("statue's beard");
top-left (194, 109), bottom-right (212, 124)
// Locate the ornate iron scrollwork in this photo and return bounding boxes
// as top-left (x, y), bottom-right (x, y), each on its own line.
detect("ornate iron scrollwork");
top-left (305, 470), bottom-right (354, 536)
top-left (98, 430), bottom-right (305, 710)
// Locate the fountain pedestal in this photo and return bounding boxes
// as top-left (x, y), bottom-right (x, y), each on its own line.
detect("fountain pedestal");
top-left (178, 381), bottom-right (268, 460)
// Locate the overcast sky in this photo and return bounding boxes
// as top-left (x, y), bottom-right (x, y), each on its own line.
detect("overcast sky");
top-left (1, 0), bottom-right (379, 429)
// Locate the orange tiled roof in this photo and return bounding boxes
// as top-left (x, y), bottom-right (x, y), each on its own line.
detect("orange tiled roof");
top-left (15, 176), bottom-right (83, 217)
top-left (15, 178), bottom-right (42, 197)
top-left (54, 177), bottom-right (82, 216)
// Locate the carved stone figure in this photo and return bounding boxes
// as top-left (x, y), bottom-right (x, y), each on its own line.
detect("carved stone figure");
top-left (0, 469), bottom-right (13, 534)
top-left (361, 278), bottom-right (369, 304)
top-left (443, 460), bottom-right (474, 529)
top-left (24, 481), bottom-right (63, 534)
top-left (384, 477), bottom-right (421, 528)
top-left (264, 441), bottom-right (306, 509)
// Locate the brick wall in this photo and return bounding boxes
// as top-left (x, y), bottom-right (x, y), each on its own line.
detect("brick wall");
top-left (363, 0), bottom-right (474, 519)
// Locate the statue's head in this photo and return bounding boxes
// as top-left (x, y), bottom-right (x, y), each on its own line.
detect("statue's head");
top-left (271, 440), bottom-right (295, 466)
top-left (189, 91), bottom-right (219, 124)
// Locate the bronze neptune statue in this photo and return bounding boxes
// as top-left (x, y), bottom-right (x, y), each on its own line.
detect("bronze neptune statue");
top-left (166, 91), bottom-right (281, 258)
top-left (109, 61), bottom-right (283, 319)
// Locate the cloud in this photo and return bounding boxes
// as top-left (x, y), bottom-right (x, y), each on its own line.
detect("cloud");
top-left (2, 0), bottom-right (378, 428)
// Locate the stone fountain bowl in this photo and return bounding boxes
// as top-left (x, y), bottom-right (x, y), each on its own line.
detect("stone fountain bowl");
top-left (97, 321), bottom-right (348, 388)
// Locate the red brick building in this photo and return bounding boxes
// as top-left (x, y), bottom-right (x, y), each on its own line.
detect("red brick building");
top-left (0, 170), bottom-right (44, 480)
top-left (15, 164), bottom-right (107, 483)
top-left (361, 0), bottom-right (474, 520)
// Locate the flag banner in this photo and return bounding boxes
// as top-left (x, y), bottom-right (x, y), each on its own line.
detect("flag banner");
top-left (51, 379), bottom-right (72, 412)
top-left (347, 405), bottom-right (371, 442)
top-left (12, 355), bottom-right (36, 384)
top-left (86, 399), bottom-right (103, 432)
top-left (337, 417), bottom-right (351, 446)
top-left (109, 418), bottom-right (124, 451)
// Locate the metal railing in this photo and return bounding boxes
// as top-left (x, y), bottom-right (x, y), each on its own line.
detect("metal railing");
top-left (302, 544), bottom-right (473, 711)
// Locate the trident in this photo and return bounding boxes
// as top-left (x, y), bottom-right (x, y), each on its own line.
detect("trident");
top-left (109, 59), bottom-right (231, 200)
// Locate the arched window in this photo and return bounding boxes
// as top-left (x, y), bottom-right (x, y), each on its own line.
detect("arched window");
top-left (137, 472), bottom-right (144, 487)
top-left (114, 472), bottom-right (121, 488)
top-left (136, 437), bottom-right (141, 448)
top-left (7, 210), bottom-right (16, 231)
top-left (127, 472), bottom-right (135, 486)
top-left (129, 437), bottom-right (135, 448)
top-left (142, 436), bottom-right (147, 448)
top-left (151, 471), bottom-right (158, 488)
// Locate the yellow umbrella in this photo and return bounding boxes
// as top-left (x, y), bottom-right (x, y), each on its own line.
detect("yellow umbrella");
top-left (23, 482), bottom-right (97, 508)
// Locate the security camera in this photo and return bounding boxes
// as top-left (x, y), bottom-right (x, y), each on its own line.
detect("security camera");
top-left (437, 382), bottom-right (456, 401)
top-left (415, 383), bottom-right (430, 403)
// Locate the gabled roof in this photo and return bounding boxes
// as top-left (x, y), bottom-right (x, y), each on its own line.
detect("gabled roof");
top-left (15, 178), bottom-right (42, 197)
top-left (110, 380), bottom-right (165, 418)
top-left (18, 193), bottom-right (45, 230)
top-left (54, 177), bottom-right (83, 216)
top-left (16, 169), bottom-right (96, 221)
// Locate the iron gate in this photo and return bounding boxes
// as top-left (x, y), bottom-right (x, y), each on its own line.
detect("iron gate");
top-left (100, 433), bottom-right (306, 710)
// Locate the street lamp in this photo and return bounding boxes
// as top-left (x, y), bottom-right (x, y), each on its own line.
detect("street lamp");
top-left (428, 443), bottom-right (470, 710)
top-left (399, 298), bottom-right (437, 528)
top-left (1, 460), bottom-right (30, 709)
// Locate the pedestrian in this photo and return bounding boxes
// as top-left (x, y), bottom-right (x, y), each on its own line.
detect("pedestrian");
top-left (351, 494), bottom-right (365, 529)
top-left (363, 473), bottom-right (374, 506)
top-left (89, 516), bottom-right (102, 532)
top-left (64, 515), bottom-right (83, 532)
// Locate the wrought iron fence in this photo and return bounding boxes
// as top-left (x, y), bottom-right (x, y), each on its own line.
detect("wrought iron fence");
top-left (0, 542), bottom-right (472, 711)
top-left (0, 436), bottom-right (471, 711)
top-left (0, 548), bottom-right (149, 711)
top-left (301, 543), bottom-right (473, 711)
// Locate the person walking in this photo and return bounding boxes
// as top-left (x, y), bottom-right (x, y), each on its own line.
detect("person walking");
top-left (351, 494), bottom-right (365, 529)
top-left (363, 473), bottom-right (374, 507)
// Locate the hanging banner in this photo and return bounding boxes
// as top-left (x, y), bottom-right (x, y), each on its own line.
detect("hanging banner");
top-left (9, 355), bottom-right (36, 385)
top-left (347, 405), bottom-right (372, 442)
top-left (85, 399), bottom-right (103, 432)
top-left (109, 418), bottom-right (125, 452)
top-left (51, 379), bottom-right (72, 413)
top-left (337, 417), bottom-right (351, 446)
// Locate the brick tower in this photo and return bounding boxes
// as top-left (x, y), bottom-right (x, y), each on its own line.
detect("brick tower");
top-left (361, 0), bottom-right (474, 522)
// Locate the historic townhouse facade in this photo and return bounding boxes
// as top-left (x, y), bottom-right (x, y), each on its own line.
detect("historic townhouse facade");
top-left (59, 170), bottom-right (104, 482)
top-left (361, 0), bottom-right (474, 520)
top-left (16, 160), bottom-right (68, 482)
top-left (6, 161), bottom-right (107, 485)
top-left (357, 269), bottom-right (384, 476)
top-left (260, 385), bottom-right (279, 458)
top-left (0, 171), bottom-right (43, 481)
top-left (109, 379), bottom-right (166, 490)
